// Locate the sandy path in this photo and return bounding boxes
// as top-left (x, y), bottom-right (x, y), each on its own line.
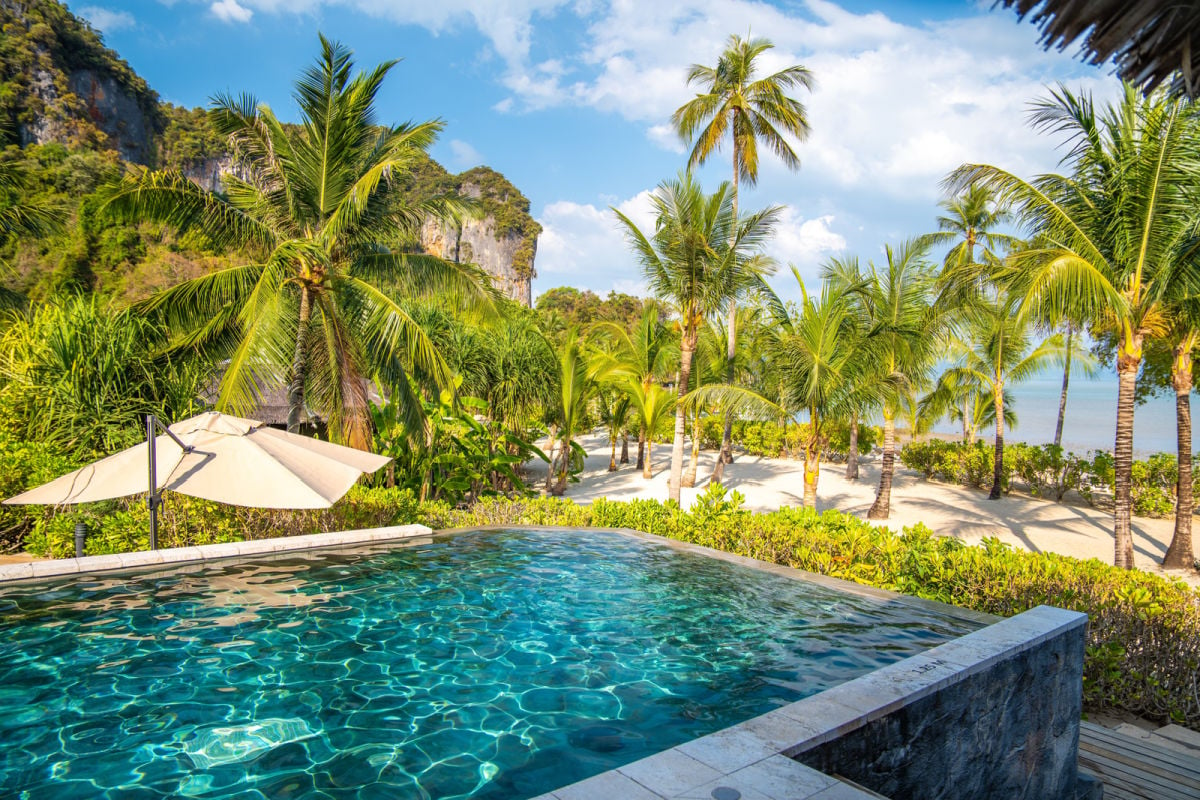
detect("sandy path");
top-left (530, 432), bottom-right (1197, 585)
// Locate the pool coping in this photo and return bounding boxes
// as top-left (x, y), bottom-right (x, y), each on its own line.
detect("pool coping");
top-left (0, 524), bottom-right (433, 583)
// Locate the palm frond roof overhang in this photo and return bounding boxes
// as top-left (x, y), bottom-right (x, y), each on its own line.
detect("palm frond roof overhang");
top-left (1000, 0), bottom-right (1200, 97)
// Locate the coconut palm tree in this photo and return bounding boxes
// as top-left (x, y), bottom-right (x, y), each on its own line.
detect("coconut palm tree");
top-left (770, 274), bottom-right (857, 506)
top-left (102, 36), bottom-right (496, 448)
top-left (627, 380), bottom-right (677, 479)
top-left (589, 305), bottom-right (677, 473)
top-left (1160, 298), bottom-right (1200, 570)
top-left (672, 33), bottom-right (814, 472)
top-left (938, 294), bottom-right (1071, 499)
top-left (841, 241), bottom-right (940, 520)
top-left (614, 172), bottom-right (780, 503)
top-left (952, 84), bottom-right (1200, 568)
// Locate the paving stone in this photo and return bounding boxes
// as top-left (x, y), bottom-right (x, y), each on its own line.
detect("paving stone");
top-left (618, 747), bottom-right (723, 796)
top-left (677, 724), bottom-right (780, 775)
top-left (555, 769), bottom-right (664, 800)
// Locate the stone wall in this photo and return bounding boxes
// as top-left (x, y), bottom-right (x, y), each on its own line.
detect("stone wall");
top-left (794, 605), bottom-right (1090, 800)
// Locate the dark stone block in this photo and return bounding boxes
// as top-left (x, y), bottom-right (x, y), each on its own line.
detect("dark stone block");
top-left (797, 612), bottom-right (1087, 800)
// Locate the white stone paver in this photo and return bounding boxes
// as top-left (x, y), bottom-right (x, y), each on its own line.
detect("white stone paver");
top-left (676, 724), bottom-right (780, 775)
top-left (554, 769), bottom-right (664, 800)
top-left (617, 748), bottom-right (724, 796)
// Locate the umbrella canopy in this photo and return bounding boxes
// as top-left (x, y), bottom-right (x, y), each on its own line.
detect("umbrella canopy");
top-left (4, 411), bottom-right (391, 509)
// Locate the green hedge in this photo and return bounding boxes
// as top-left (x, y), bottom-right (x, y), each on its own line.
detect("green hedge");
top-left (23, 483), bottom-right (1200, 729)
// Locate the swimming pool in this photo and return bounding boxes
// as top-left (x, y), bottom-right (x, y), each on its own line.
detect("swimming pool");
top-left (0, 528), bottom-right (981, 799)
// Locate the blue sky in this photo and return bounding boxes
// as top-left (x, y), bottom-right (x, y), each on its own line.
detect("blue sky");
top-left (78, 0), bottom-right (1120, 302)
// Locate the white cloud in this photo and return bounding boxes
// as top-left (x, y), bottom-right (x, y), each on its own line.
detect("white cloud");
top-left (448, 139), bottom-right (483, 168)
top-left (534, 190), bottom-right (654, 295)
top-left (211, 0), bottom-right (253, 24)
top-left (769, 211), bottom-right (846, 276)
top-left (79, 6), bottom-right (135, 32)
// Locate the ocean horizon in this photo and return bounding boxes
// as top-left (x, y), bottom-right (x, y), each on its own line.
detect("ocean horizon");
top-left (923, 371), bottom-right (1194, 458)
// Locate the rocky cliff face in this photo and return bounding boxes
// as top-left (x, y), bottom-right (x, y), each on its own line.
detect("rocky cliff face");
top-left (420, 213), bottom-right (536, 307)
top-left (19, 62), bottom-right (158, 165)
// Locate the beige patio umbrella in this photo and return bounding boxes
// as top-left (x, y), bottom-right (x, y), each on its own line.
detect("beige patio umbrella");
top-left (4, 411), bottom-right (391, 549)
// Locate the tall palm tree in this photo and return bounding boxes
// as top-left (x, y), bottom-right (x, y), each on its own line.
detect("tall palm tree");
top-left (925, 184), bottom-right (1017, 303)
top-left (938, 293), bottom-right (1070, 499)
top-left (672, 33), bottom-right (813, 472)
top-left (1161, 299), bottom-right (1200, 570)
top-left (102, 37), bottom-right (496, 448)
top-left (952, 84), bottom-right (1200, 568)
top-left (614, 172), bottom-right (780, 503)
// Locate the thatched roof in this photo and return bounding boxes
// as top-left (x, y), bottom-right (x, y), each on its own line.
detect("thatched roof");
top-left (1001, 0), bottom-right (1200, 96)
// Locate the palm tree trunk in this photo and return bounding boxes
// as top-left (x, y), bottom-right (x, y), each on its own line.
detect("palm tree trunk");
top-left (845, 411), bottom-right (860, 480)
top-left (962, 397), bottom-right (971, 445)
top-left (683, 411), bottom-right (701, 487)
top-left (1054, 324), bottom-right (1074, 449)
top-left (1164, 338), bottom-right (1195, 570)
top-left (609, 436), bottom-right (617, 472)
top-left (286, 285), bottom-right (312, 434)
top-left (719, 305), bottom-right (737, 465)
top-left (989, 382), bottom-right (1004, 500)
top-left (868, 412), bottom-right (896, 519)
top-left (1113, 334), bottom-right (1142, 569)
top-left (803, 412), bottom-right (820, 506)
top-left (620, 431), bottom-right (629, 465)
top-left (669, 336), bottom-right (696, 503)
top-left (544, 424), bottom-right (558, 493)
top-left (552, 434), bottom-right (571, 495)
top-left (643, 438), bottom-right (653, 479)
top-left (636, 428), bottom-right (646, 472)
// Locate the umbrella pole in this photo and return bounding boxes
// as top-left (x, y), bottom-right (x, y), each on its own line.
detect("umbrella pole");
top-left (147, 414), bottom-right (159, 550)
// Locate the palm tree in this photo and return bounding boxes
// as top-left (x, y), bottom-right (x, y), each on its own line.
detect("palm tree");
top-left (952, 84), bottom-right (1200, 568)
top-left (627, 380), bottom-right (677, 479)
top-left (842, 241), bottom-right (940, 520)
top-left (597, 387), bottom-right (633, 472)
top-left (672, 33), bottom-right (813, 473)
top-left (614, 172), bottom-right (779, 503)
top-left (925, 184), bottom-right (1017, 304)
top-left (589, 305), bottom-right (677, 473)
top-left (938, 294), bottom-right (1070, 499)
top-left (102, 37), bottom-right (496, 448)
top-left (771, 274), bottom-right (856, 506)
top-left (1161, 299), bottom-right (1200, 570)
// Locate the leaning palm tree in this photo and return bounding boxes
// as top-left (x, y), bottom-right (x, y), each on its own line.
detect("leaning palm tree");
top-left (614, 172), bottom-right (780, 503)
top-left (672, 33), bottom-right (814, 472)
top-left (102, 36), bottom-right (496, 448)
top-left (951, 84), bottom-right (1200, 568)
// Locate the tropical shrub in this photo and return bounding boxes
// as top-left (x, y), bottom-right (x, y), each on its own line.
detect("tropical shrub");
top-left (900, 439), bottom-right (1010, 489)
top-left (1007, 444), bottom-right (1084, 501)
top-left (700, 418), bottom-right (879, 460)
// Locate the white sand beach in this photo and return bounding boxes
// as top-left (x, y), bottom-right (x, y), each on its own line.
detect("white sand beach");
top-left (531, 432), bottom-right (1197, 585)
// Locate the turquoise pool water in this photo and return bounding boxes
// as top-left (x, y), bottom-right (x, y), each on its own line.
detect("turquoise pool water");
top-left (0, 529), bottom-right (980, 799)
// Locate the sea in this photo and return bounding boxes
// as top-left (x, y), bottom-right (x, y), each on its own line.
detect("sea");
top-left (924, 371), bottom-right (1192, 458)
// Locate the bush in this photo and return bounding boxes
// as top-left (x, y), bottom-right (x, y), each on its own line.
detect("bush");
top-left (900, 439), bottom-right (1009, 489)
top-left (1008, 444), bottom-right (1084, 501)
top-left (431, 489), bottom-right (1200, 730)
top-left (700, 418), bottom-right (880, 460)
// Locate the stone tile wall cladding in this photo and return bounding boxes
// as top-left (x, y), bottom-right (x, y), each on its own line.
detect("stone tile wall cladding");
top-left (794, 608), bottom-right (1089, 800)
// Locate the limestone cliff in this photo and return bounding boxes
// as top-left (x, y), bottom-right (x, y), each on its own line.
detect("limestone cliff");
top-left (414, 166), bottom-right (541, 307)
